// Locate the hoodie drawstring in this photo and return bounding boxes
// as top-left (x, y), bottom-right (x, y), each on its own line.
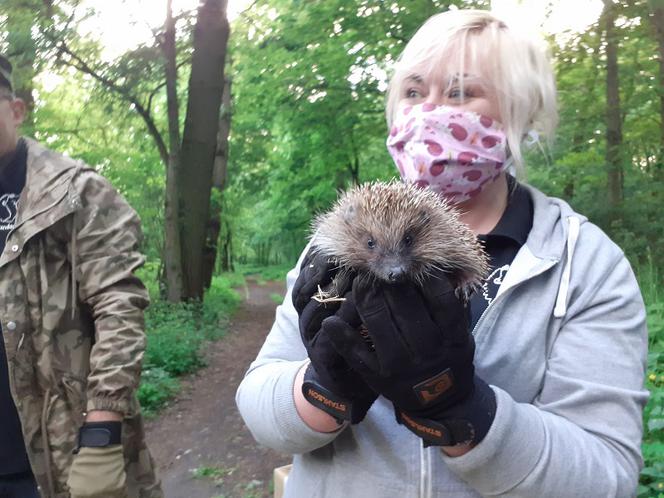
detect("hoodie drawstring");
top-left (554, 216), bottom-right (580, 318)
top-left (419, 440), bottom-right (434, 498)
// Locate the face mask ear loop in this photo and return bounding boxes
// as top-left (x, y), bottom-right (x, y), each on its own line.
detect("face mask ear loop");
top-left (527, 129), bottom-right (555, 168)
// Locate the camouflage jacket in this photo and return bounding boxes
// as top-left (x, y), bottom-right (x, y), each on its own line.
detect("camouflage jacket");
top-left (0, 139), bottom-right (162, 498)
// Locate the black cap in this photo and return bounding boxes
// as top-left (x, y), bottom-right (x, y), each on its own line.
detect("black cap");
top-left (0, 55), bottom-right (13, 93)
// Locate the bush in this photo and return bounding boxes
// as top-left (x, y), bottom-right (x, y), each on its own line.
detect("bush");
top-left (137, 367), bottom-right (179, 417)
top-left (138, 274), bottom-right (244, 413)
top-left (144, 301), bottom-right (207, 376)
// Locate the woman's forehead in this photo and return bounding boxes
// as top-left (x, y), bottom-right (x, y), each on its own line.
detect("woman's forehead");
top-left (400, 33), bottom-right (494, 87)
top-left (404, 70), bottom-right (488, 88)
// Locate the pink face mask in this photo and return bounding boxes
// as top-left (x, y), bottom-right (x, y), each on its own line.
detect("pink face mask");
top-left (386, 103), bottom-right (508, 204)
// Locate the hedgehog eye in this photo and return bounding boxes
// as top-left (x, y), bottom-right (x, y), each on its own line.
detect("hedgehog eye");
top-left (367, 238), bottom-right (376, 249)
top-left (404, 234), bottom-right (413, 247)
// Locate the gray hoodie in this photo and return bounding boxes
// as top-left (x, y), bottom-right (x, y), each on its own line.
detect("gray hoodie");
top-left (236, 184), bottom-right (648, 498)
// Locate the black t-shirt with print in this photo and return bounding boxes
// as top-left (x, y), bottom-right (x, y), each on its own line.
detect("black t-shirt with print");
top-left (469, 177), bottom-right (534, 331)
top-left (0, 138), bottom-right (31, 476)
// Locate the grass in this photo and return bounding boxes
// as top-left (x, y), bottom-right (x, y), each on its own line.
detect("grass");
top-left (192, 464), bottom-right (236, 486)
top-left (137, 273), bottom-right (243, 416)
top-left (195, 464), bottom-right (265, 498)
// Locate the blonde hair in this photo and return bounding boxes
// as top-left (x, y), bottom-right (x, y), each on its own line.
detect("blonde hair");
top-left (385, 9), bottom-right (558, 173)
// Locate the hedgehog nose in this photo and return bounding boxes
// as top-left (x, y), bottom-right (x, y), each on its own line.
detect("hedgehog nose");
top-left (388, 267), bottom-right (406, 282)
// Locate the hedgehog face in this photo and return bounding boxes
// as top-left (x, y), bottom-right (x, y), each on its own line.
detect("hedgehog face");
top-left (351, 210), bottom-right (429, 283)
top-left (361, 230), bottom-right (416, 283)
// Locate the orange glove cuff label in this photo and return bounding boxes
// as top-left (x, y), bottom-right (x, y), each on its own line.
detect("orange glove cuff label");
top-left (413, 368), bottom-right (454, 405)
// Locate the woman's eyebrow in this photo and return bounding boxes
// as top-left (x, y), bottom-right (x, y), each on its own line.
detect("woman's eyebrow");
top-left (405, 74), bottom-right (424, 84)
top-left (450, 73), bottom-right (487, 85)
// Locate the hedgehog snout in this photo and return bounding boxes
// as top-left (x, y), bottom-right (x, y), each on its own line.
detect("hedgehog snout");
top-left (387, 265), bottom-right (407, 283)
top-left (373, 256), bottom-right (408, 283)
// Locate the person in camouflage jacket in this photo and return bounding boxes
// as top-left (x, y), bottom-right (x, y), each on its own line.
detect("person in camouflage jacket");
top-left (0, 55), bottom-right (162, 498)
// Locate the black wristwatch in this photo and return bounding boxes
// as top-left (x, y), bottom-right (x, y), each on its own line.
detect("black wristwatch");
top-left (75, 422), bottom-right (122, 453)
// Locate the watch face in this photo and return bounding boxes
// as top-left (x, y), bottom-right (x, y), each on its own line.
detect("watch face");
top-left (77, 422), bottom-right (122, 448)
top-left (79, 427), bottom-right (112, 447)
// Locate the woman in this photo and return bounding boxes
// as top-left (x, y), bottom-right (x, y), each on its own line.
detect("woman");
top-left (236, 9), bottom-right (648, 497)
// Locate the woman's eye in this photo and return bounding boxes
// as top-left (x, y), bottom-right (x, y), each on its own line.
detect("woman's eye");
top-left (405, 88), bottom-right (421, 99)
top-left (448, 87), bottom-right (465, 100)
top-left (448, 86), bottom-right (477, 102)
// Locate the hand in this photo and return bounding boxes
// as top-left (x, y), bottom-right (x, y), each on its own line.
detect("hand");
top-left (67, 445), bottom-right (127, 498)
top-left (292, 249), bottom-right (377, 423)
top-left (323, 272), bottom-right (496, 446)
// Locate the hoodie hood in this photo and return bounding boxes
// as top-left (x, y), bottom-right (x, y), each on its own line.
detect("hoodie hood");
top-left (523, 183), bottom-right (587, 260)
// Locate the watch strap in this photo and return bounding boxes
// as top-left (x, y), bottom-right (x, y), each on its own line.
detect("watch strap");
top-left (76, 421), bottom-right (122, 451)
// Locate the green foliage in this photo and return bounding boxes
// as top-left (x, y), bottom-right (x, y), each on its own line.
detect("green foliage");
top-left (137, 367), bottom-right (179, 417)
top-left (138, 274), bottom-right (243, 413)
top-left (213, 271), bottom-right (247, 290)
top-left (144, 301), bottom-right (208, 376)
top-left (192, 464), bottom-right (236, 486)
top-left (638, 260), bottom-right (664, 496)
top-left (237, 263), bottom-right (292, 282)
top-left (227, 0), bottom-right (486, 266)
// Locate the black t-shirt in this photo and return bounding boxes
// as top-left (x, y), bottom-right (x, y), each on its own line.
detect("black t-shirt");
top-left (0, 138), bottom-right (31, 476)
top-left (469, 177), bottom-right (534, 330)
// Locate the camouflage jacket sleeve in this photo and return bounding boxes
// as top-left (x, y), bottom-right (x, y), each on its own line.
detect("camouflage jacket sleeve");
top-left (72, 169), bottom-right (150, 416)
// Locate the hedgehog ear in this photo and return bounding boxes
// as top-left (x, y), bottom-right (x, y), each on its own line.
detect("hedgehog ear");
top-left (343, 205), bottom-right (356, 223)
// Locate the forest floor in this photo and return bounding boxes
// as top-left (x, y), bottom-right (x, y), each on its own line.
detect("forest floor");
top-left (145, 278), bottom-right (290, 498)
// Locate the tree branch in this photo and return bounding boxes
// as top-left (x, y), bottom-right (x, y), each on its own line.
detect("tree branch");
top-left (147, 59), bottom-right (188, 115)
top-left (54, 40), bottom-right (170, 167)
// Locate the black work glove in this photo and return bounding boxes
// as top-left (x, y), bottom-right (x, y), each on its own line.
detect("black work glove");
top-left (323, 272), bottom-right (496, 446)
top-left (292, 249), bottom-right (378, 424)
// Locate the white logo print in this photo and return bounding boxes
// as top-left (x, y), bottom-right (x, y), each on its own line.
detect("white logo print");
top-left (481, 264), bottom-right (510, 305)
top-left (0, 193), bottom-right (19, 231)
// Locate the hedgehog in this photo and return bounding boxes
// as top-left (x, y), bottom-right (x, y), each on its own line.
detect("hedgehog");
top-left (309, 180), bottom-right (489, 301)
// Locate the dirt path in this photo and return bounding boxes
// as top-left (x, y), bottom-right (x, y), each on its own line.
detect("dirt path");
top-left (145, 278), bottom-right (290, 498)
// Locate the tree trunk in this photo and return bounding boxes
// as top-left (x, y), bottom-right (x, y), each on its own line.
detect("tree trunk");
top-left (178, 0), bottom-right (229, 300)
top-left (202, 76), bottom-right (232, 289)
top-left (650, 3), bottom-right (664, 176)
top-left (219, 219), bottom-right (234, 272)
top-left (162, 0), bottom-right (184, 302)
top-left (603, 0), bottom-right (623, 212)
